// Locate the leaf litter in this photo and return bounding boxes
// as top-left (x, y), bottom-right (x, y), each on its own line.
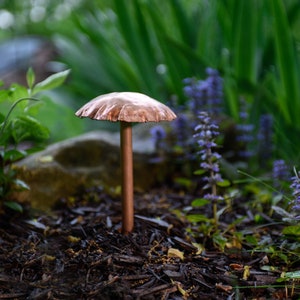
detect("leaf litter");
top-left (0, 186), bottom-right (299, 300)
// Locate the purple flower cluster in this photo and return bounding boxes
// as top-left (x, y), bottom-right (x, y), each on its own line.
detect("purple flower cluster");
top-left (149, 125), bottom-right (168, 163)
top-left (290, 171), bottom-right (300, 219)
top-left (183, 68), bottom-right (223, 115)
top-left (236, 99), bottom-right (254, 159)
top-left (258, 114), bottom-right (273, 165)
top-left (194, 111), bottom-right (223, 202)
top-left (171, 112), bottom-right (190, 148)
top-left (273, 159), bottom-right (289, 189)
top-left (150, 125), bottom-right (166, 152)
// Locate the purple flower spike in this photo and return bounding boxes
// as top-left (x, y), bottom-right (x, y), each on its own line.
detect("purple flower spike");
top-left (150, 125), bottom-right (166, 151)
top-left (236, 99), bottom-right (254, 159)
top-left (258, 114), bottom-right (273, 166)
top-left (273, 159), bottom-right (289, 189)
top-left (290, 170), bottom-right (300, 216)
top-left (194, 111), bottom-right (224, 204)
top-left (171, 113), bottom-right (190, 148)
top-left (183, 68), bottom-right (223, 116)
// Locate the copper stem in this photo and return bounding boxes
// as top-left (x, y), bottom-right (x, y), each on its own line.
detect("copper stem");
top-left (120, 121), bottom-right (134, 234)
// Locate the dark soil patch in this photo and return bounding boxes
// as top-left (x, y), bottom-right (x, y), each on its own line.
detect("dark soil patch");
top-left (0, 187), bottom-right (299, 299)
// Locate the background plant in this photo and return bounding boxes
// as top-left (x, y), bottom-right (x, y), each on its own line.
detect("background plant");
top-left (1, 1), bottom-right (300, 164)
top-left (53, 0), bottom-right (300, 165)
top-left (0, 68), bottom-right (70, 211)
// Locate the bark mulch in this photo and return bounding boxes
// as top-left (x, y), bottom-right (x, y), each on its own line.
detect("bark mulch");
top-left (0, 187), bottom-right (299, 299)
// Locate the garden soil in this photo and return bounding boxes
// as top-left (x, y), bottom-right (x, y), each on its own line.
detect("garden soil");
top-left (0, 187), bottom-right (299, 299)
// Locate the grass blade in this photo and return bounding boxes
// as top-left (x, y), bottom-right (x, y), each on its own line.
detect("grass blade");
top-left (270, 0), bottom-right (300, 125)
top-left (233, 0), bottom-right (259, 87)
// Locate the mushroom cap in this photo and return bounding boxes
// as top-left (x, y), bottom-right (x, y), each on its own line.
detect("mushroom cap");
top-left (75, 92), bottom-right (177, 122)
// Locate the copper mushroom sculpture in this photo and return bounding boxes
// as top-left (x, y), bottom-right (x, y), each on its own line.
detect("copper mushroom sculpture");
top-left (75, 92), bottom-right (176, 234)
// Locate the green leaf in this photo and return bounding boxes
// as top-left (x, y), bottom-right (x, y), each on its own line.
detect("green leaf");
top-left (194, 169), bottom-right (206, 176)
top-left (186, 214), bottom-right (210, 223)
top-left (282, 225), bottom-right (300, 236)
top-left (0, 113), bottom-right (5, 123)
top-left (3, 149), bottom-right (27, 162)
top-left (8, 84), bottom-right (29, 101)
top-left (281, 270), bottom-right (300, 280)
top-left (212, 232), bottom-right (227, 251)
top-left (270, 0), bottom-right (300, 125)
top-left (12, 115), bottom-right (50, 143)
top-left (245, 235), bottom-right (258, 246)
top-left (32, 69), bottom-right (70, 95)
top-left (26, 68), bottom-right (35, 90)
top-left (170, 0), bottom-right (195, 47)
top-left (233, 0), bottom-right (259, 86)
top-left (4, 201), bottom-right (23, 212)
top-left (191, 198), bottom-right (210, 207)
top-left (0, 89), bottom-right (9, 103)
top-left (216, 179), bottom-right (231, 187)
top-left (113, 0), bottom-right (159, 97)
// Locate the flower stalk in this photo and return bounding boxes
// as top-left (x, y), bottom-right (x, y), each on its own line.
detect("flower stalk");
top-left (194, 111), bottom-right (224, 225)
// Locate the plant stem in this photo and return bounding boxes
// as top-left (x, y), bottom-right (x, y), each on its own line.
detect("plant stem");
top-left (212, 183), bottom-right (218, 226)
top-left (208, 148), bottom-right (218, 226)
top-left (120, 121), bottom-right (134, 234)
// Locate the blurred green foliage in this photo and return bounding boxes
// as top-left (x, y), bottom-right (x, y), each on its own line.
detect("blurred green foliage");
top-left (0, 68), bottom-right (70, 210)
top-left (1, 0), bottom-right (300, 163)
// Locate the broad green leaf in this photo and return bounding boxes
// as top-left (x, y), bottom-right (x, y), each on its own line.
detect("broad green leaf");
top-left (217, 180), bottom-right (231, 187)
top-left (3, 149), bottom-right (27, 162)
top-left (12, 115), bottom-right (50, 143)
top-left (32, 69), bottom-right (70, 95)
top-left (186, 214), bottom-right (210, 223)
top-left (194, 169), bottom-right (206, 176)
top-left (282, 225), bottom-right (300, 236)
top-left (8, 84), bottom-right (29, 102)
top-left (0, 90), bottom-right (9, 103)
top-left (191, 198), bottom-right (210, 207)
top-left (281, 270), bottom-right (300, 279)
